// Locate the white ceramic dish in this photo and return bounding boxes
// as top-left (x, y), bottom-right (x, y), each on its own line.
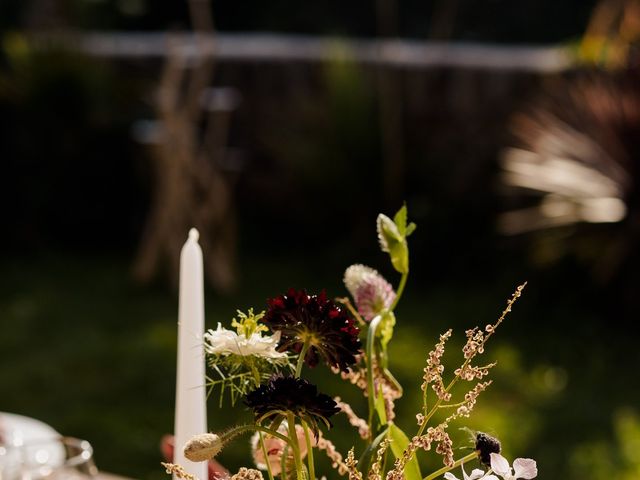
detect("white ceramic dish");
top-left (0, 412), bottom-right (60, 447)
top-left (0, 412), bottom-right (65, 477)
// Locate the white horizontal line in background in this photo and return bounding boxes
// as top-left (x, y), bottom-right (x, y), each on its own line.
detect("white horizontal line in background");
top-left (35, 31), bottom-right (573, 72)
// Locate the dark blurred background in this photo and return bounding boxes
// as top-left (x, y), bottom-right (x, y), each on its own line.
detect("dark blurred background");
top-left (2, 1), bottom-right (640, 479)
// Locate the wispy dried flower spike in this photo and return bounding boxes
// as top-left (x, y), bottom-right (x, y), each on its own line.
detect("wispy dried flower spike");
top-left (346, 448), bottom-right (364, 480)
top-left (162, 463), bottom-right (198, 480)
top-left (316, 431), bottom-right (349, 476)
top-left (231, 468), bottom-right (264, 480)
top-left (423, 329), bottom-right (453, 402)
top-left (335, 397), bottom-right (370, 439)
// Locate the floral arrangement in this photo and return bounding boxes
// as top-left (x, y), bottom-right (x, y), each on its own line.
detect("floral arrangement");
top-left (163, 206), bottom-right (537, 480)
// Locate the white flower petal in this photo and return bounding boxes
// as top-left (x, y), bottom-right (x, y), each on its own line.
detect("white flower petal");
top-left (467, 469), bottom-right (487, 480)
top-left (512, 458), bottom-right (537, 479)
top-left (376, 214), bottom-right (401, 252)
top-left (490, 453), bottom-right (512, 477)
top-left (204, 324), bottom-right (287, 360)
top-left (444, 473), bottom-right (460, 480)
top-left (483, 476), bottom-right (500, 480)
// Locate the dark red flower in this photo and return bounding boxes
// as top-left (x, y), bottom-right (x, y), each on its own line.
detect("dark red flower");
top-left (245, 374), bottom-right (340, 434)
top-left (263, 289), bottom-right (361, 371)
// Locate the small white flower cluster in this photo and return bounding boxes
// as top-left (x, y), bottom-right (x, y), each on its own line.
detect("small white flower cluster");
top-left (444, 453), bottom-right (537, 480)
top-left (204, 323), bottom-right (288, 361)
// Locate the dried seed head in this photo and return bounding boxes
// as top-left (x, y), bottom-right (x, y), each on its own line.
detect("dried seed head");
top-left (231, 468), bottom-right (264, 480)
top-left (316, 431), bottom-right (348, 475)
top-left (335, 397), bottom-right (370, 439)
top-left (161, 463), bottom-right (198, 480)
top-left (346, 448), bottom-right (364, 480)
top-left (422, 330), bottom-right (453, 402)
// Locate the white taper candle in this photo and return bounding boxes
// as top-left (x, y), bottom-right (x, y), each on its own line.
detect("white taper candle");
top-left (174, 228), bottom-right (208, 480)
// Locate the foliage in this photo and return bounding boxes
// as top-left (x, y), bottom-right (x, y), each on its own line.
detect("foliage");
top-left (174, 207), bottom-right (536, 480)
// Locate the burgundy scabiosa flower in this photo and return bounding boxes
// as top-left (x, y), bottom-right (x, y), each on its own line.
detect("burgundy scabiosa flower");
top-left (263, 289), bottom-right (361, 371)
top-left (245, 374), bottom-right (340, 434)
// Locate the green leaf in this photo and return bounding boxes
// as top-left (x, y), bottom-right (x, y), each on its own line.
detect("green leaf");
top-left (389, 424), bottom-right (422, 480)
top-left (381, 367), bottom-right (403, 396)
top-left (375, 386), bottom-right (388, 425)
top-left (389, 242), bottom-right (409, 274)
top-left (405, 222), bottom-right (417, 237)
top-left (394, 205), bottom-right (408, 236)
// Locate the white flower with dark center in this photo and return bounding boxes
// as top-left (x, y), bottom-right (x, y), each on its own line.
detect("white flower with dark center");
top-left (490, 453), bottom-right (538, 480)
top-left (343, 264), bottom-right (396, 321)
top-left (204, 323), bottom-right (288, 360)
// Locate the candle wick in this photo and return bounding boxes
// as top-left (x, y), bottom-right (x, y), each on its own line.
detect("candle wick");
top-left (188, 228), bottom-right (200, 242)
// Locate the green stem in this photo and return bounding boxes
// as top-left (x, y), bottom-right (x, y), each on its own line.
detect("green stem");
top-left (295, 339), bottom-right (312, 378)
top-left (250, 360), bottom-right (262, 385)
top-left (281, 445), bottom-right (289, 480)
top-left (422, 452), bottom-right (479, 480)
top-left (287, 413), bottom-right (305, 480)
top-left (337, 297), bottom-right (366, 326)
top-left (221, 424), bottom-right (297, 454)
top-left (258, 432), bottom-right (275, 480)
top-left (301, 420), bottom-right (315, 480)
top-left (390, 271), bottom-right (408, 311)
top-left (366, 315), bottom-right (383, 435)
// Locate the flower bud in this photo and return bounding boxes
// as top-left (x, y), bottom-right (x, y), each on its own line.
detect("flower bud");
top-left (343, 264), bottom-right (396, 321)
top-left (376, 213), bottom-right (409, 274)
top-left (184, 433), bottom-right (224, 462)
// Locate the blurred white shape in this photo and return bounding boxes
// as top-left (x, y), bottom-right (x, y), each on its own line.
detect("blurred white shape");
top-left (500, 124), bottom-right (629, 234)
top-left (0, 413), bottom-right (65, 479)
top-left (499, 72), bottom-right (640, 243)
top-left (580, 197), bottom-right (626, 223)
top-left (0, 413), bottom-right (60, 446)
